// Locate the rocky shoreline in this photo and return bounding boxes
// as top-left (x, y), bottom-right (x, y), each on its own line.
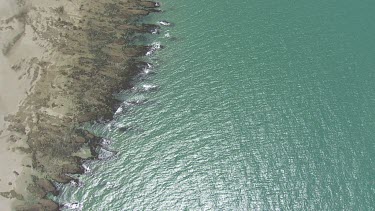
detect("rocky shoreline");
top-left (0, 0), bottom-right (161, 210)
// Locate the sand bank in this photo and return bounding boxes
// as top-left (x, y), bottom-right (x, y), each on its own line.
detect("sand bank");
top-left (0, 0), bottom-right (159, 210)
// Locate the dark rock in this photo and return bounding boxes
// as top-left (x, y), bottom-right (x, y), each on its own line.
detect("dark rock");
top-left (61, 163), bottom-right (84, 174)
top-left (139, 1), bottom-right (160, 8)
top-left (38, 199), bottom-right (59, 211)
top-left (27, 184), bottom-right (47, 198)
top-left (36, 178), bottom-right (59, 196)
top-left (51, 174), bottom-right (75, 184)
top-left (15, 204), bottom-right (43, 211)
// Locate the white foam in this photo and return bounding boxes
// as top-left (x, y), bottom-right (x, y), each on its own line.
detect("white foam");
top-left (115, 122), bottom-right (126, 128)
top-left (141, 62), bottom-right (154, 75)
top-left (82, 164), bottom-right (91, 173)
top-left (151, 28), bottom-right (159, 34)
top-left (62, 202), bottom-right (83, 210)
top-left (69, 180), bottom-right (83, 187)
top-left (114, 106), bottom-right (123, 115)
top-left (98, 148), bottom-right (116, 160)
top-left (146, 42), bottom-right (161, 56)
top-left (143, 68), bottom-right (152, 74)
top-left (101, 139), bottom-right (111, 146)
top-left (159, 20), bottom-right (171, 26)
top-left (143, 84), bottom-right (157, 91)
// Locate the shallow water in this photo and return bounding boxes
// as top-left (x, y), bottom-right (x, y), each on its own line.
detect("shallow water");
top-left (58, 0), bottom-right (375, 210)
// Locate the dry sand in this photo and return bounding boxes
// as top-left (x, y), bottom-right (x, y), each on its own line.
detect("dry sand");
top-left (0, 0), bottom-right (38, 209)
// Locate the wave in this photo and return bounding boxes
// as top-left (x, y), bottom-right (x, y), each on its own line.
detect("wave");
top-left (146, 42), bottom-right (162, 56)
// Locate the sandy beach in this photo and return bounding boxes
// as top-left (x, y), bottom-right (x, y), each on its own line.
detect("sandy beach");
top-left (0, 0), bottom-right (159, 210)
top-left (1, 0), bottom-right (42, 209)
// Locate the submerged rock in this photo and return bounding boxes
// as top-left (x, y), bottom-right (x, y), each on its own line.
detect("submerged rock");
top-left (36, 179), bottom-right (59, 196)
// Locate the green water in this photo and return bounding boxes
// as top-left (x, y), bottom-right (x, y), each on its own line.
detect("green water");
top-left (58, 0), bottom-right (375, 210)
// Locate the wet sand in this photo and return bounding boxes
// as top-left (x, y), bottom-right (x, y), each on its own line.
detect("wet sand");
top-left (0, 0), bottom-right (159, 210)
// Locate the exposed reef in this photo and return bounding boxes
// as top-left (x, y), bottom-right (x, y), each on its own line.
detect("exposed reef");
top-left (0, 0), bottom-right (160, 210)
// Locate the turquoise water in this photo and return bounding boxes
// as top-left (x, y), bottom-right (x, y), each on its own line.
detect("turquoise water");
top-left (58, 0), bottom-right (375, 210)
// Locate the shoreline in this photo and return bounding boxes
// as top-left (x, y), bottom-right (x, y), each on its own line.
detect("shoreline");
top-left (0, 0), bottom-right (160, 210)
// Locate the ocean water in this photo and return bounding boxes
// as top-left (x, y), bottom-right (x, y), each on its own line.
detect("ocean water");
top-left (58, 0), bottom-right (375, 210)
